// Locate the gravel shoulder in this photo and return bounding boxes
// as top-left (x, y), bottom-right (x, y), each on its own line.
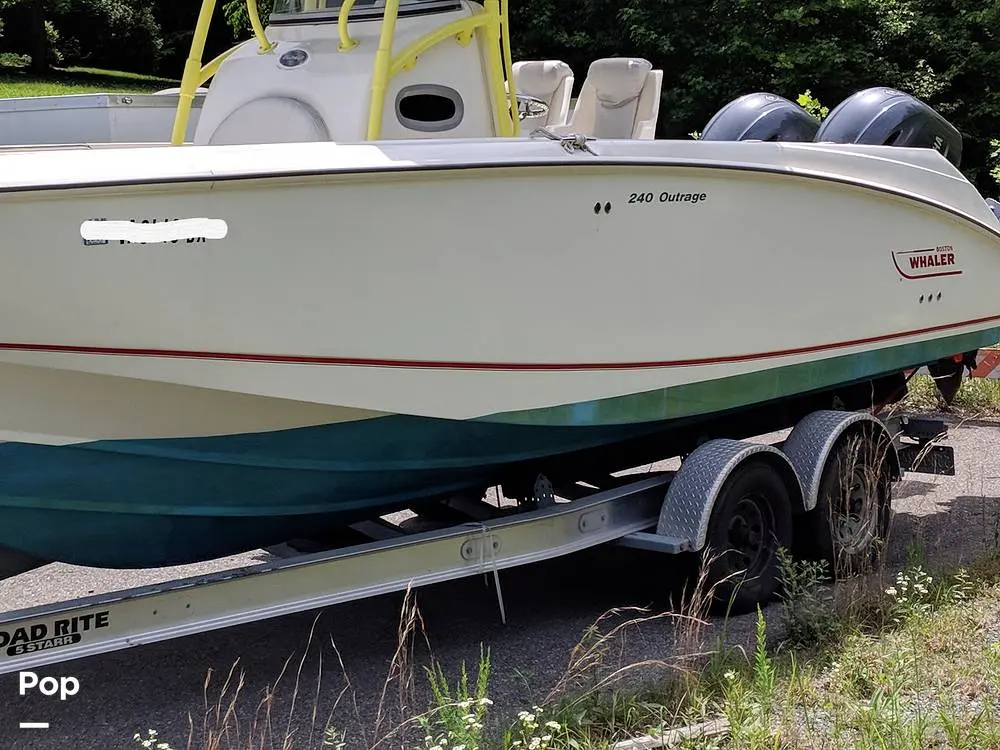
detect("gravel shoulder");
top-left (1, 415), bottom-right (998, 750)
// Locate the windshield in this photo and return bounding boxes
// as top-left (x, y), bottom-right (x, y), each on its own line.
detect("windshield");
top-left (269, 0), bottom-right (461, 23)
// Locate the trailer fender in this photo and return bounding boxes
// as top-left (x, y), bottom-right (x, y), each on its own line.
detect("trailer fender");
top-left (781, 410), bottom-right (900, 514)
top-left (655, 438), bottom-right (804, 552)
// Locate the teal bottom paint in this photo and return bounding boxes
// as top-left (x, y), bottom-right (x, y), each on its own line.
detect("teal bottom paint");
top-left (0, 416), bottom-right (663, 568)
top-left (0, 329), bottom-right (992, 568)
top-left (482, 329), bottom-right (1000, 426)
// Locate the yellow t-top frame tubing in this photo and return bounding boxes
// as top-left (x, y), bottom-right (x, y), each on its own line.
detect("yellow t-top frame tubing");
top-left (169, 0), bottom-right (274, 145)
top-left (170, 0), bottom-right (518, 145)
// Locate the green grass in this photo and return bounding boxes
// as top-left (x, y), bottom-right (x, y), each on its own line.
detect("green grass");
top-left (902, 373), bottom-right (1000, 417)
top-left (132, 548), bottom-right (1000, 750)
top-left (656, 553), bottom-right (1000, 750)
top-left (0, 55), bottom-right (176, 98)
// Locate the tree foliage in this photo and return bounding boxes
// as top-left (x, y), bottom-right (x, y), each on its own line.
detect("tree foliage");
top-left (508, 0), bottom-right (1000, 193)
top-left (222, 0), bottom-right (272, 38)
top-left (0, 0), bottom-right (996, 190)
top-left (53, 0), bottom-right (163, 72)
top-left (0, 0), bottom-right (229, 75)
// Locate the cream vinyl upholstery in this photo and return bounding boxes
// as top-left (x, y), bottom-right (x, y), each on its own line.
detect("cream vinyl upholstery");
top-left (512, 60), bottom-right (574, 127)
top-left (554, 57), bottom-right (662, 139)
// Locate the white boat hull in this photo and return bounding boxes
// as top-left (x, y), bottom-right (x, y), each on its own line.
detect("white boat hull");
top-left (0, 135), bottom-right (997, 568)
top-left (0, 91), bottom-right (204, 147)
top-left (0, 137), bottom-right (997, 428)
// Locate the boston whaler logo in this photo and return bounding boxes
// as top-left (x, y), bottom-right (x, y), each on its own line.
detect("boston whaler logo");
top-left (890, 245), bottom-right (962, 280)
top-left (0, 611), bottom-right (110, 657)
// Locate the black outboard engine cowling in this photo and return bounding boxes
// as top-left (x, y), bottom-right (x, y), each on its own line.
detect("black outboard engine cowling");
top-left (700, 92), bottom-right (820, 142)
top-left (814, 87), bottom-right (963, 168)
top-left (987, 198), bottom-right (1000, 223)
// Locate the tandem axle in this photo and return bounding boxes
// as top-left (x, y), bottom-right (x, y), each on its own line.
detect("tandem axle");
top-left (0, 408), bottom-right (953, 675)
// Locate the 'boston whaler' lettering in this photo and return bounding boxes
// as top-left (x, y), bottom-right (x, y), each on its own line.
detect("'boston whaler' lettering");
top-left (890, 244), bottom-right (963, 279)
top-left (908, 249), bottom-right (955, 269)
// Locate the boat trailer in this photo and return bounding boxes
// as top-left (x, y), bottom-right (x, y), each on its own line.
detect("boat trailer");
top-left (0, 408), bottom-right (954, 676)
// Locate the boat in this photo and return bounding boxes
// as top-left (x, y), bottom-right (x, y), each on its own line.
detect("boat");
top-left (0, 0), bottom-right (997, 571)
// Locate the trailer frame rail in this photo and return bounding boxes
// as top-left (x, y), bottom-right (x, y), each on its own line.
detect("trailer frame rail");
top-left (0, 473), bottom-right (673, 676)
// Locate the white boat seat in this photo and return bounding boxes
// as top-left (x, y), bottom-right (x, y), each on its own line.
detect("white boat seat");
top-left (511, 60), bottom-right (574, 128)
top-left (552, 57), bottom-right (662, 140)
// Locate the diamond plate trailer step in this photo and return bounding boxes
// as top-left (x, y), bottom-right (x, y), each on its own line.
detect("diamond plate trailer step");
top-left (0, 473), bottom-right (671, 676)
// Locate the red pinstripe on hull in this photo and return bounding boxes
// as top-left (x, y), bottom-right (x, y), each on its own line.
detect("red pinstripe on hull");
top-left (0, 313), bottom-right (996, 371)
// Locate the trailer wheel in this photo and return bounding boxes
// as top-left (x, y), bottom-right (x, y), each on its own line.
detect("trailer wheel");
top-left (797, 428), bottom-right (893, 579)
top-left (701, 460), bottom-right (793, 615)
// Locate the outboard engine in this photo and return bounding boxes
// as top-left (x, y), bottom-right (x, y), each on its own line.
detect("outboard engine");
top-left (987, 198), bottom-right (1000, 223)
top-left (814, 87), bottom-right (963, 168)
top-left (700, 93), bottom-right (820, 142)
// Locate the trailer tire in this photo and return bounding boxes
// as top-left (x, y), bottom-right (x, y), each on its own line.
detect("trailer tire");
top-left (795, 428), bottom-right (893, 579)
top-left (701, 460), bottom-right (793, 616)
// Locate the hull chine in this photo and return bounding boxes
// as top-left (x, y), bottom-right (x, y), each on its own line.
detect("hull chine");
top-left (0, 325), bottom-right (976, 570)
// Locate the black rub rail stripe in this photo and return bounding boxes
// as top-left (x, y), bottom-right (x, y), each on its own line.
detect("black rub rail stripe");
top-left (2, 158), bottom-right (999, 240)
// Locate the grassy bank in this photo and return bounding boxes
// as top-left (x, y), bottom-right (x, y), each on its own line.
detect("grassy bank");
top-left (0, 55), bottom-right (175, 97)
top-left (902, 373), bottom-right (1000, 418)
top-left (657, 553), bottom-right (1000, 749)
top-left (129, 546), bottom-right (1000, 750)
